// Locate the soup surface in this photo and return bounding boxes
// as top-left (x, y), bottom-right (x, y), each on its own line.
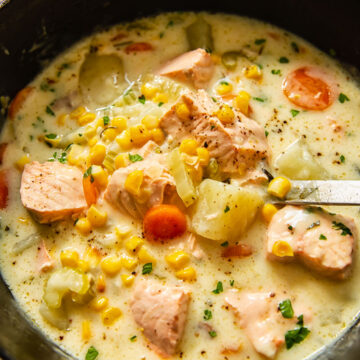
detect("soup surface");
top-left (1, 11), bottom-right (360, 360)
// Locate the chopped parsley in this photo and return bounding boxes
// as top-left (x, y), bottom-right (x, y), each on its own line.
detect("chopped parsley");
top-left (288, 225), bottom-right (293, 231)
top-left (40, 82), bottom-right (55, 92)
top-left (83, 166), bottom-right (94, 182)
top-left (158, 102), bottom-right (164, 107)
top-left (291, 41), bottom-right (300, 53)
top-left (332, 221), bottom-right (352, 236)
top-left (278, 299), bottom-right (294, 319)
top-left (203, 309), bottom-right (212, 321)
top-left (221, 241), bottom-right (229, 247)
top-left (45, 133), bottom-right (57, 139)
top-left (340, 155), bottom-right (345, 163)
top-left (255, 38), bottom-right (266, 45)
top-left (265, 130), bottom-right (269, 137)
top-left (159, 31), bottom-right (165, 39)
top-left (290, 109), bottom-right (300, 117)
top-left (338, 93), bottom-right (350, 103)
top-left (319, 234), bottom-right (327, 240)
top-left (128, 153), bottom-right (143, 162)
top-left (103, 115), bottom-right (110, 126)
top-left (85, 346), bottom-right (99, 360)
top-left (253, 97), bottom-right (265, 102)
top-left (48, 151), bottom-right (67, 164)
top-left (279, 56), bottom-right (289, 63)
top-left (129, 335), bottom-right (137, 342)
top-left (285, 325), bottom-right (310, 349)
top-left (208, 330), bottom-right (217, 338)
top-left (220, 80), bottom-right (229, 85)
top-left (142, 262), bottom-right (153, 274)
top-left (224, 205), bottom-right (230, 213)
top-left (212, 281), bottom-right (223, 294)
top-left (138, 94), bottom-right (146, 104)
top-left (271, 69), bottom-right (281, 75)
top-left (45, 105), bottom-right (55, 116)
top-left (307, 221), bottom-right (320, 230)
top-left (166, 20), bottom-right (174, 28)
top-left (297, 314), bottom-right (304, 326)
top-left (211, 97), bottom-right (217, 103)
top-left (230, 279), bottom-right (234, 287)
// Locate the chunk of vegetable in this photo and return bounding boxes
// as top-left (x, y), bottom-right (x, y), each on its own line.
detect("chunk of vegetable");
top-left (8, 87), bottom-right (34, 120)
top-left (12, 233), bottom-right (40, 255)
top-left (83, 174), bottom-right (99, 206)
top-left (79, 54), bottom-right (124, 106)
top-left (168, 148), bottom-right (197, 207)
top-left (43, 267), bottom-right (90, 309)
top-left (191, 179), bottom-right (263, 241)
top-left (275, 139), bottom-right (329, 180)
top-left (186, 17), bottom-right (213, 52)
top-left (144, 204), bottom-right (187, 241)
top-left (39, 302), bottom-right (69, 330)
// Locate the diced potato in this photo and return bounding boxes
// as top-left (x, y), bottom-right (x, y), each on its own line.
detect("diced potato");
top-left (167, 148), bottom-right (197, 207)
top-left (191, 179), bottom-right (263, 241)
top-left (275, 139), bottom-right (329, 180)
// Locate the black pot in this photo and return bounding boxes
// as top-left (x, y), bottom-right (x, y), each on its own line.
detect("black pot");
top-left (1, 1), bottom-right (360, 359)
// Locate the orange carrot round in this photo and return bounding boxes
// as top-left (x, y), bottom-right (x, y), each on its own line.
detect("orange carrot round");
top-left (282, 67), bottom-right (337, 110)
top-left (143, 204), bottom-right (187, 241)
top-left (8, 87), bottom-right (34, 120)
top-left (83, 175), bottom-right (99, 206)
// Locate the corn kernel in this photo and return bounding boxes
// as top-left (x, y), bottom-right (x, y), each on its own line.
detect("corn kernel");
top-left (84, 125), bottom-right (97, 139)
top-left (89, 143), bottom-right (106, 165)
top-left (121, 274), bottom-right (135, 287)
top-left (165, 251), bottom-right (190, 270)
top-left (268, 176), bottom-right (291, 199)
top-left (57, 114), bottom-right (67, 126)
top-left (233, 91), bottom-right (251, 116)
top-left (115, 225), bottom-right (132, 239)
top-left (243, 65), bottom-right (262, 80)
top-left (179, 138), bottom-right (198, 155)
top-left (111, 116), bottom-right (127, 133)
top-left (262, 203), bottom-right (278, 222)
top-left (153, 92), bottom-right (168, 104)
top-left (141, 83), bottom-right (159, 99)
top-left (196, 147), bottom-right (210, 166)
top-left (75, 217), bottom-right (92, 235)
top-left (215, 104), bottom-right (235, 124)
top-left (216, 81), bottom-right (233, 95)
top-left (102, 306), bottom-right (122, 326)
top-left (116, 130), bottom-right (132, 150)
top-left (84, 246), bottom-right (102, 268)
top-left (175, 102), bottom-right (190, 120)
top-left (102, 128), bottom-right (118, 142)
top-left (101, 255), bottom-right (122, 276)
top-left (137, 246), bottom-right (157, 264)
top-left (96, 274), bottom-right (106, 292)
top-left (121, 254), bottom-right (138, 270)
top-left (175, 266), bottom-right (196, 281)
top-left (141, 115), bottom-right (160, 130)
top-left (78, 112), bottom-right (96, 126)
top-left (87, 205), bottom-right (108, 227)
top-left (148, 129), bottom-right (163, 145)
top-left (67, 144), bottom-right (87, 166)
top-left (60, 249), bottom-right (80, 268)
top-left (114, 153), bottom-right (128, 169)
top-left (90, 296), bottom-right (109, 311)
top-left (70, 106), bottom-right (86, 119)
top-left (91, 165), bottom-right (108, 188)
top-left (15, 154), bottom-right (31, 170)
top-left (124, 170), bottom-right (143, 196)
top-left (17, 216), bottom-right (29, 224)
top-left (272, 240), bottom-right (294, 257)
top-left (129, 124), bottom-right (151, 146)
top-left (82, 320), bottom-right (91, 341)
top-left (78, 259), bottom-right (90, 273)
top-left (125, 236), bottom-right (144, 254)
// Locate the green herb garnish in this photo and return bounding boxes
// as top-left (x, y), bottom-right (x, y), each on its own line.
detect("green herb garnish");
top-left (212, 281), bottom-right (223, 294)
top-left (340, 155), bottom-right (345, 163)
top-left (220, 80), bottom-right (229, 85)
top-left (285, 326), bottom-right (310, 349)
top-left (46, 106), bottom-right (55, 116)
top-left (230, 280), bottom-right (234, 287)
top-left (265, 130), bottom-right (269, 137)
top-left (255, 38), bottom-right (266, 45)
top-left (291, 42), bottom-right (300, 53)
top-left (138, 95), bottom-right (146, 104)
top-left (208, 330), bottom-right (217, 338)
top-left (221, 241), bottom-right (229, 247)
top-left (332, 221), bottom-right (352, 236)
top-left (130, 335), bottom-right (137, 342)
top-left (278, 299), bottom-right (294, 319)
top-left (253, 97), bottom-right (265, 102)
top-left (203, 309), bottom-right (212, 321)
top-left (291, 109), bottom-right (300, 117)
top-left (279, 56), bottom-right (289, 63)
top-left (45, 133), bottom-right (57, 139)
top-left (128, 153), bottom-right (143, 162)
top-left (103, 116), bottom-right (110, 126)
top-left (271, 69), bottom-right (281, 75)
top-left (142, 263), bottom-right (153, 274)
top-left (338, 93), bottom-right (350, 103)
top-left (158, 102), bottom-right (164, 107)
top-left (319, 234), bottom-right (327, 240)
top-left (224, 205), bottom-right (230, 213)
top-left (85, 346), bottom-right (99, 360)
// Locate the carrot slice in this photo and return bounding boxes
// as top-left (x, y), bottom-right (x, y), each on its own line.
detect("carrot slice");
top-left (0, 170), bottom-right (8, 209)
top-left (83, 175), bottom-right (99, 206)
top-left (221, 244), bottom-right (252, 258)
top-left (282, 67), bottom-right (337, 110)
top-left (8, 87), bottom-right (34, 120)
top-left (125, 42), bottom-right (153, 54)
top-left (143, 204), bottom-right (187, 241)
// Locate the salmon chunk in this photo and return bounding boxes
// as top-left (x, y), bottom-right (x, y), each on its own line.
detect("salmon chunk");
top-left (20, 161), bottom-right (87, 223)
top-left (130, 279), bottom-right (190, 357)
top-left (225, 290), bottom-right (309, 358)
top-left (157, 48), bottom-right (214, 89)
top-left (266, 205), bottom-right (356, 279)
top-left (104, 146), bottom-right (175, 218)
top-left (160, 90), bottom-right (269, 173)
